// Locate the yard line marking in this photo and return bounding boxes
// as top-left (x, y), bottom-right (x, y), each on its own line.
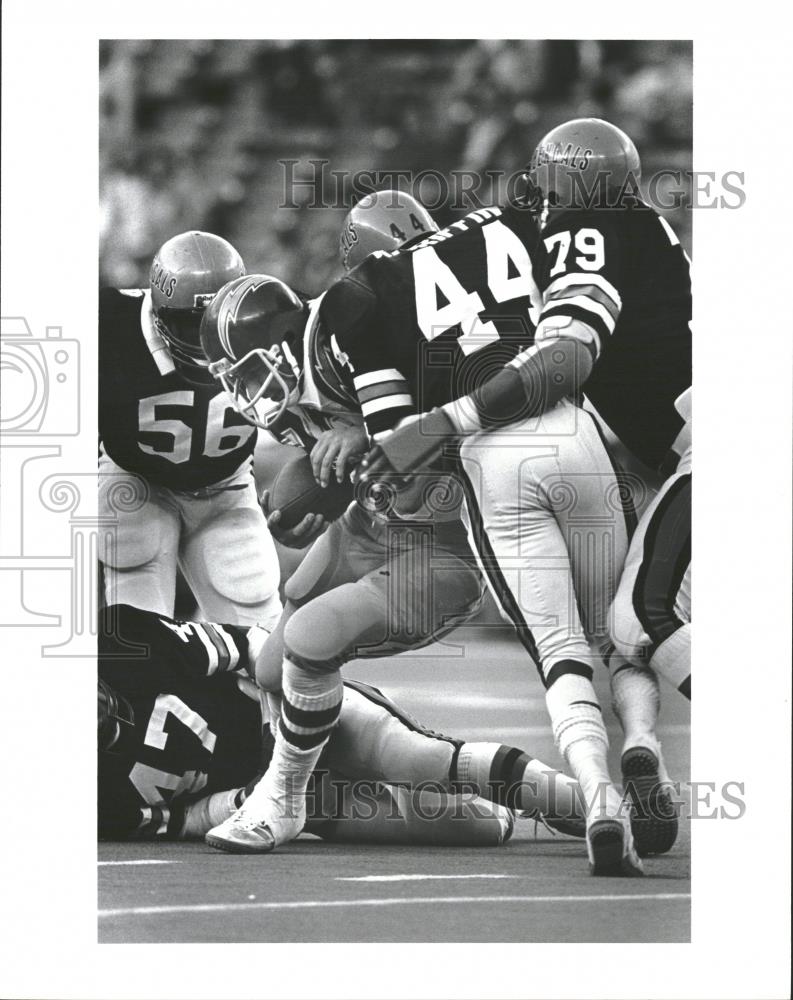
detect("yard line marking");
top-left (337, 874), bottom-right (514, 882)
top-left (98, 860), bottom-right (180, 867)
top-left (99, 892), bottom-right (690, 918)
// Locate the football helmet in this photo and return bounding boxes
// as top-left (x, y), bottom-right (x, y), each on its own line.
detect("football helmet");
top-left (150, 231), bottom-right (245, 384)
top-left (525, 118), bottom-right (641, 216)
top-left (200, 274), bottom-right (310, 428)
top-left (98, 677), bottom-right (135, 753)
top-left (340, 190), bottom-right (438, 271)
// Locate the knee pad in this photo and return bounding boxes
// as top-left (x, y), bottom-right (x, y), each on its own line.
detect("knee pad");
top-left (193, 507), bottom-right (279, 607)
top-left (99, 485), bottom-right (176, 570)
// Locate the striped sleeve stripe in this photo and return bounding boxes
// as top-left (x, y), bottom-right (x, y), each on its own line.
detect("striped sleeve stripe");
top-left (356, 379), bottom-right (410, 405)
top-left (361, 393), bottom-right (413, 417)
top-left (541, 294), bottom-right (616, 335)
top-left (202, 624), bottom-right (233, 673)
top-left (541, 303), bottom-right (612, 349)
top-left (353, 368), bottom-right (405, 391)
top-left (192, 624), bottom-right (220, 674)
top-left (545, 272), bottom-right (622, 310)
top-left (213, 624), bottom-right (240, 671)
top-left (545, 282), bottom-right (621, 324)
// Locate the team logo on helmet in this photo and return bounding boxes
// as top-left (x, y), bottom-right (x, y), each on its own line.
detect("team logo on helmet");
top-left (340, 220), bottom-right (359, 258)
top-left (150, 262), bottom-right (177, 299)
top-left (534, 142), bottom-right (593, 171)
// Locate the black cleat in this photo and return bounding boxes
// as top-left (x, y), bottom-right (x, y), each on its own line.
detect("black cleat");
top-left (587, 817), bottom-right (644, 877)
top-left (621, 746), bottom-right (679, 857)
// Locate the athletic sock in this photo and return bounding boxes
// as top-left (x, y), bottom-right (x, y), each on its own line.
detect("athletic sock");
top-left (279, 657), bottom-right (343, 752)
top-left (650, 623), bottom-right (691, 698)
top-left (451, 742), bottom-right (583, 821)
top-left (545, 672), bottom-right (618, 820)
top-left (246, 658), bottom-right (343, 820)
top-left (608, 652), bottom-right (661, 754)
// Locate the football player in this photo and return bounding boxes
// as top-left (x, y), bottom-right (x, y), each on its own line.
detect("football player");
top-left (358, 118), bottom-right (691, 857)
top-left (99, 231), bottom-right (282, 628)
top-left (201, 201), bottom-right (639, 874)
top-left (198, 204), bottom-right (486, 793)
top-left (508, 118), bottom-right (691, 851)
top-left (610, 387), bottom-right (691, 702)
top-left (99, 603), bottom-right (585, 846)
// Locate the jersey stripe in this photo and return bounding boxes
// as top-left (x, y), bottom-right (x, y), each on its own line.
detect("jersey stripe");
top-left (353, 368), bottom-right (406, 390)
top-left (544, 282), bottom-right (621, 325)
top-left (541, 303), bottom-right (612, 348)
top-left (545, 272), bottom-right (622, 311)
top-left (541, 294), bottom-right (617, 335)
top-left (213, 624), bottom-right (241, 671)
top-left (361, 393), bottom-right (414, 418)
top-left (202, 624), bottom-right (232, 673)
top-left (356, 380), bottom-right (411, 405)
top-left (192, 624), bottom-right (220, 674)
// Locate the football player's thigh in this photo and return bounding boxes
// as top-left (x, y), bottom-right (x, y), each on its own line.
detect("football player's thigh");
top-left (611, 466), bottom-right (691, 657)
top-left (460, 402), bottom-right (628, 638)
top-left (179, 481), bottom-right (281, 627)
top-left (380, 524), bottom-right (483, 649)
top-left (257, 511), bottom-right (384, 685)
top-left (541, 407), bottom-right (632, 639)
top-left (98, 467), bottom-right (180, 616)
top-left (287, 545), bottom-right (480, 666)
top-left (322, 682), bottom-right (457, 786)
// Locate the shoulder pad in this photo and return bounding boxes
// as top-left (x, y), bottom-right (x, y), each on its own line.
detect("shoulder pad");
top-left (320, 271), bottom-right (379, 337)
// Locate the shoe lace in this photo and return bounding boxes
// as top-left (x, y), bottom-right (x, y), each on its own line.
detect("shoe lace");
top-left (520, 809), bottom-right (557, 838)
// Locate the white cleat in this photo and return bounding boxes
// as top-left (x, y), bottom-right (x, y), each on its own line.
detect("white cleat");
top-left (205, 791), bottom-right (306, 855)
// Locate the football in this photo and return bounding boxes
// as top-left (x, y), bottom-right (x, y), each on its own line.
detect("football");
top-left (269, 453), bottom-right (354, 530)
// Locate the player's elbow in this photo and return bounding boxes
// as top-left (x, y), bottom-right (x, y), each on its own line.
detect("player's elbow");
top-left (548, 336), bottom-right (594, 395)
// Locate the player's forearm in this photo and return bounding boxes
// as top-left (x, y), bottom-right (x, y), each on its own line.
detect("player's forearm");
top-left (442, 335), bottom-right (594, 435)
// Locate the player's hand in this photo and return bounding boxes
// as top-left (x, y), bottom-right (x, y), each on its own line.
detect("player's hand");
top-left (260, 489), bottom-right (327, 548)
top-left (310, 423), bottom-right (368, 487)
top-left (357, 408), bottom-right (457, 482)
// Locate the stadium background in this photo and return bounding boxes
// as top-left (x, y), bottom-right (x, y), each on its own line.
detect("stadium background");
top-left (99, 39), bottom-right (692, 291)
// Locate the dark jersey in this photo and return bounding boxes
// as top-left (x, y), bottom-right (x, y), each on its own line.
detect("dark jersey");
top-left (537, 200), bottom-right (692, 469)
top-left (99, 288), bottom-right (257, 490)
top-left (98, 604), bottom-right (264, 840)
top-left (320, 206), bottom-right (543, 437)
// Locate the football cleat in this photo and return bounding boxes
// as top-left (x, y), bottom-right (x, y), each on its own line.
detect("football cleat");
top-left (205, 790), bottom-right (306, 855)
top-left (587, 814), bottom-right (645, 877)
top-left (621, 745), bottom-right (679, 857)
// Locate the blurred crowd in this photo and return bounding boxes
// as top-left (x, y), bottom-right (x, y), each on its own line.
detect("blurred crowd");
top-left (100, 39), bottom-right (692, 293)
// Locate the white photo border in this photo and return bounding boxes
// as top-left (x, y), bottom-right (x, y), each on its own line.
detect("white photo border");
top-left (1, 2), bottom-right (790, 998)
